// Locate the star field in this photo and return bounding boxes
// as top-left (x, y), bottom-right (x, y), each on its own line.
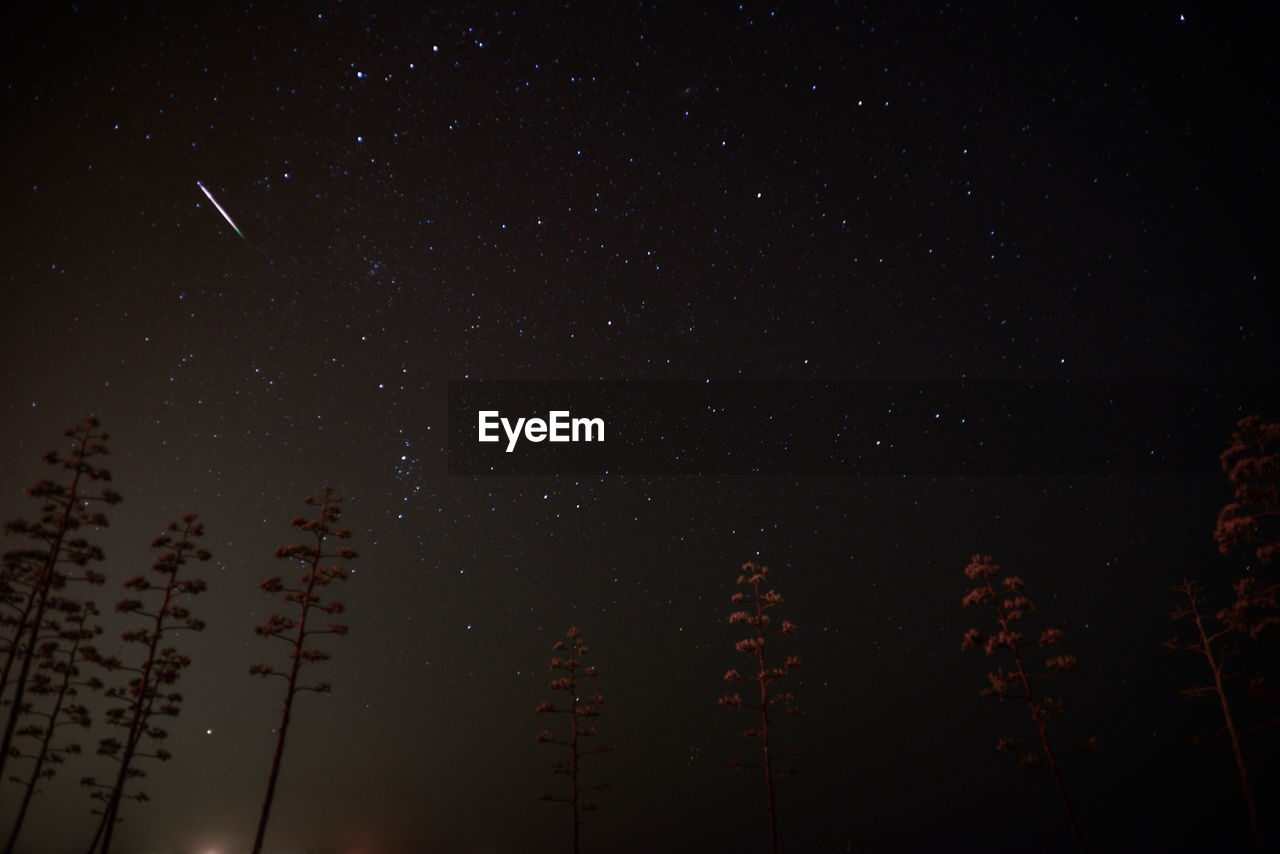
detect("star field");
top-left (2, 3), bottom-right (1277, 853)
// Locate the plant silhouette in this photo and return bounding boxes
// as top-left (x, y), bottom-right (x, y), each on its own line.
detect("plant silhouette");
top-left (250, 486), bottom-right (355, 854)
top-left (82, 514), bottom-right (209, 854)
top-left (718, 561), bottom-right (804, 854)
top-left (1, 417), bottom-right (116, 784)
top-left (961, 554), bottom-right (1094, 853)
top-left (1166, 579), bottom-right (1265, 853)
top-left (3, 598), bottom-right (103, 854)
top-left (534, 626), bottom-right (612, 854)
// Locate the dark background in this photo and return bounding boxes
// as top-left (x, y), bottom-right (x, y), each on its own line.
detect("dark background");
top-left (2, 3), bottom-right (1276, 852)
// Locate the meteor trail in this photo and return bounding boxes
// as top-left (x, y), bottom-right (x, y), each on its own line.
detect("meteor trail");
top-left (196, 180), bottom-right (245, 240)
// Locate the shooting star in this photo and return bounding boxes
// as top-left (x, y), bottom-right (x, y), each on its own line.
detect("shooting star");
top-left (196, 180), bottom-right (245, 240)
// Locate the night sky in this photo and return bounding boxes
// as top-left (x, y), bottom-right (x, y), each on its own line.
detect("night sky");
top-left (2, 3), bottom-right (1277, 853)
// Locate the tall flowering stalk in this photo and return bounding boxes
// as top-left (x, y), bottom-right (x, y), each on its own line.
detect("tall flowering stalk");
top-left (1214, 415), bottom-right (1280, 640)
top-left (961, 554), bottom-right (1093, 853)
top-left (534, 626), bottom-right (612, 854)
top-left (250, 486), bottom-right (354, 854)
top-left (1, 416), bottom-right (116, 782)
top-left (3, 598), bottom-right (103, 854)
top-left (83, 515), bottom-right (209, 854)
top-left (1165, 579), bottom-right (1265, 853)
top-left (718, 561), bottom-right (803, 854)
